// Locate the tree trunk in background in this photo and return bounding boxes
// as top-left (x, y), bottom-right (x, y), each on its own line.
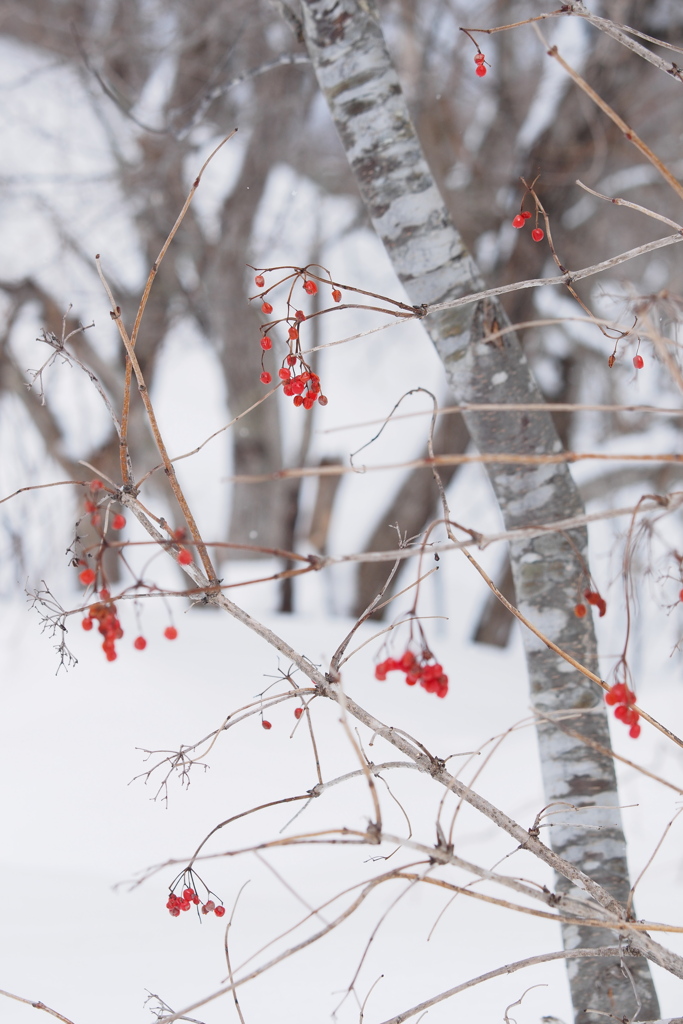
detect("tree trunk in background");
top-left (300, 1), bottom-right (660, 1019)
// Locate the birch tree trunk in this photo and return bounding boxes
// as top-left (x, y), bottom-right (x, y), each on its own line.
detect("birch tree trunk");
top-left (300, 1), bottom-right (660, 1019)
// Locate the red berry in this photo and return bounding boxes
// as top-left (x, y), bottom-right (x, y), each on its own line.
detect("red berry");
top-left (633, 354), bottom-right (644, 369)
top-left (288, 326), bottom-right (299, 340)
top-left (214, 905), bottom-right (226, 917)
top-left (133, 636), bottom-right (147, 650)
top-left (293, 395), bottom-right (304, 407)
top-left (629, 723), bottom-right (641, 739)
top-left (318, 395), bottom-right (328, 406)
top-left (474, 53), bottom-right (485, 64)
top-left (475, 65), bottom-right (487, 77)
top-left (90, 480), bottom-right (104, 491)
top-left (99, 588), bottom-right (110, 600)
top-left (105, 650), bottom-right (117, 662)
top-left (173, 528), bottom-right (186, 541)
top-left (202, 901), bottom-right (215, 914)
top-left (278, 368), bottom-right (290, 380)
top-left (282, 384), bottom-right (294, 396)
top-left (262, 720), bottom-right (272, 730)
top-left (512, 214), bottom-right (525, 229)
top-left (260, 371), bottom-right (272, 384)
top-left (178, 548), bottom-right (192, 565)
top-left (304, 280), bottom-right (317, 295)
top-left (332, 289), bottom-right (342, 302)
top-left (286, 354), bottom-right (297, 366)
top-left (85, 499), bottom-right (97, 513)
top-left (192, 895), bottom-right (200, 905)
top-left (183, 888), bottom-right (195, 900)
top-left (614, 705), bottom-right (628, 720)
top-left (164, 626), bottom-right (178, 640)
top-left (679, 588), bottom-right (683, 601)
top-left (79, 568), bottom-right (96, 586)
top-left (254, 274), bottom-right (265, 288)
top-left (112, 514), bottom-right (126, 530)
top-left (574, 603), bottom-right (587, 618)
top-left (291, 380), bottom-right (305, 395)
top-left (169, 907), bottom-right (181, 917)
top-left (261, 302), bottom-right (273, 315)
top-left (82, 617), bottom-right (93, 631)
top-left (294, 707), bottom-right (303, 719)
top-left (522, 211), bottom-right (532, 220)
top-left (294, 310), bottom-right (305, 321)
top-left (531, 227), bottom-right (545, 242)
top-left (180, 900), bottom-right (191, 911)
top-left (260, 336), bottom-right (272, 350)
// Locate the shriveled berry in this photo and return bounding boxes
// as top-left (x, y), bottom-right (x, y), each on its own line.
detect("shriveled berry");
top-left (169, 907), bottom-right (181, 917)
top-left (112, 514), bottom-right (126, 530)
top-left (293, 395), bottom-right (304, 407)
top-left (531, 227), bottom-right (545, 242)
top-left (288, 327), bottom-right (299, 340)
top-left (178, 548), bottom-right (192, 565)
top-left (79, 568), bottom-right (96, 586)
top-left (214, 905), bottom-right (226, 917)
top-left (164, 626), bottom-right (178, 640)
top-left (332, 289), bottom-right (342, 302)
top-left (294, 310), bottom-right (305, 321)
top-left (512, 214), bottom-right (525, 229)
top-left (633, 354), bottom-right (644, 369)
top-left (261, 302), bottom-right (273, 315)
top-left (82, 617), bottom-right (93, 631)
top-left (304, 280), bottom-right (317, 295)
top-left (318, 395), bottom-right (329, 406)
top-left (262, 720), bottom-right (272, 730)
top-left (133, 636), bottom-right (147, 650)
top-left (260, 336), bottom-right (272, 350)
top-left (260, 371), bottom-right (272, 384)
top-left (474, 53), bottom-right (486, 64)
top-left (286, 354), bottom-right (297, 366)
top-left (254, 274), bottom-right (265, 288)
top-left (475, 65), bottom-right (487, 77)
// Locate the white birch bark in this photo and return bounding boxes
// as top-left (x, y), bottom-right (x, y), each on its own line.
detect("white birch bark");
top-left (299, 1), bottom-right (661, 1019)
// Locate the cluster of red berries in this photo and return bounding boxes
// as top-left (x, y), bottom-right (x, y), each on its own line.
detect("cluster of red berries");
top-left (82, 479), bottom-right (127, 532)
top-left (512, 210), bottom-right (544, 242)
top-left (253, 272), bottom-right (335, 408)
top-left (574, 589), bottom-right (607, 619)
top-left (605, 682), bottom-right (641, 738)
top-left (375, 650), bottom-right (449, 698)
top-left (473, 52), bottom-right (488, 77)
top-left (166, 886), bottom-right (225, 919)
top-left (81, 590), bottom-right (178, 659)
top-left (81, 592), bottom-right (124, 662)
